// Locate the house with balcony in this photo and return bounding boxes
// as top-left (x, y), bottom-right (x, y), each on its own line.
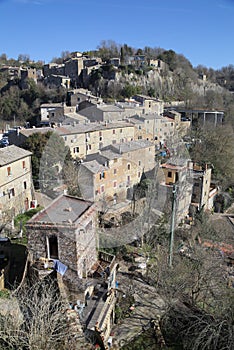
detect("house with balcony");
top-left (25, 194), bottom-right (117, 343)
top-left (0, 145), bottom-right (34, 221)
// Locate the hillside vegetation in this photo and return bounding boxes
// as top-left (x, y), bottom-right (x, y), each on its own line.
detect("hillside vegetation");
top-left (0, 43), bottom-right (234, 127)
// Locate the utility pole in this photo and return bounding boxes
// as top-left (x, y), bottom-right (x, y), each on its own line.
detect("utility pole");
top-left (169, 184), bottom-right (177, 267)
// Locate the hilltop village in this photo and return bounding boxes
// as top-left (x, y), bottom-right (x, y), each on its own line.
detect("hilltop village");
top-left (0, 50), bottom-right (233, 350)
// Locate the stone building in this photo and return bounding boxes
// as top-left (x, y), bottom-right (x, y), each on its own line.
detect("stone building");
top-left (133, 94), bottom-right (164, 115)
top-left (8, 127), bottom-right (54, 147)
top-left (66, 88), bottom-right (103, 108)
top-left (20, 67), bottom-right (37, 84)
top-left (0, 145), bottom-right (34, 220)
top-left (64, 57), bottom-right (84, 84)
top-left (78, 140), bottom-right (156, 203)
top-left (55, 121), bottom-right (135, 159)
top-left (26, 194), bottom-right (117, 341)
top-left (40, 102), bottom-right (75, 125)
top-left (159, 160), bottom-right (193, 223)
top-left (44, 74), bottom-right (70, 89)
top-left (43, 63), bottom-right (65, 77)
top-left (148, 59), bottom-right (167, 71)
top-left (129, 113), bottom-right (176, 145)
top-left (190, 162), bottom-right (217, 211)
top-left (78, 103), bottom-right (126, 122)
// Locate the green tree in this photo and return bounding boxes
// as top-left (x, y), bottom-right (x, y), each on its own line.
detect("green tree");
top-left (157, 49), bottom-right (177, 71)
top-left (122, 84), bottom-right (141, 98)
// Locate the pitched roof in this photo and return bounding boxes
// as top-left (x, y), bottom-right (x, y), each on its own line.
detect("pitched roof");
top-left (110, 139), bottom-right (154, 154)
top-left (0, 145), bottom-right (32, 166)
top-left (27, 194), bottom-right (93, 225)
top-left (55, 121), bottom-right (132, 135)
top-left (19, 127), bottom-right (54, 137)
top-left (81, 160), bottom-right (107, 174)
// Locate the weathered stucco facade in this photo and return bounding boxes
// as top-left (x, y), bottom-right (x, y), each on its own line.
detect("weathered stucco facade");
top-left (55, 122), bottom-right (135, 158)
top-left (78, 140), bottom-right (156, 203)
top-left (0, 145), bottom-right (33, 220)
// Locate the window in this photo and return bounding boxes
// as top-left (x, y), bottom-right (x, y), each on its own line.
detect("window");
top-left (120, 129), bottom-right (123, 133)
top-left (112, 140), bottom-right (116, 144)
top-left (7, 167), bottom-right (12, 176)
top-left (99, 131), bottom-right (102, 137)
top-left (127, 175), bottom-right (130, 185)
top-left (101, 185), bottom-right (105, 193)
top-left (73, 147), bottom-right (79, 153)
top-left (127, 164), bottom-right (131, 170)
top-left (138, 161), bottom-right (141, 166)
top-left (23, 181), bottom-right (27, 190)
top-left (88, 144), bottom-right (92, 150)
top-left (114, 158), bottom-right (118, 163)
top-left (138, 126), bottom-right (142, 130)
top-left (138, 172), bottom-right (141, 177)
top-left (100, 171), bottom-right (106, 179)
top-left (113, 169), bottom-right (117, 175)
top-left (8, 188), bottom-right (15, 198)
top-left (99, 137), bottom-right (103, 141)
top-left (113, 129), bottom-right (116, 134)
top-left (168, 171), bottom-right (172, 178)
top-left (64, 136), bottom-right (67, 141)
top-left (22, 161), bottom-right (26, 169)
top-left (113, 181), bottom-right (117, 188)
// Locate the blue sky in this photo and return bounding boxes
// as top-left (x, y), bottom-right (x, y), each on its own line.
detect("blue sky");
top-left (0, 0), bottom-right (233, 69)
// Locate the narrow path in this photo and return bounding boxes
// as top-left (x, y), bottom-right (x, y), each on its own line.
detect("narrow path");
top-left (111, 270), bottom-right (166, 348)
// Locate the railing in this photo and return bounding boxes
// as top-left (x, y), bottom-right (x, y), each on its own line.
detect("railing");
top-left (98, 289), bottom-right (116, 330)
top-left (99, 251), bottom-right (115, 272)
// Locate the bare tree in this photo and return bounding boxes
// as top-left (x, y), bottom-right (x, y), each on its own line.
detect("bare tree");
top-left (0, 277), bottom-right (89, 350)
